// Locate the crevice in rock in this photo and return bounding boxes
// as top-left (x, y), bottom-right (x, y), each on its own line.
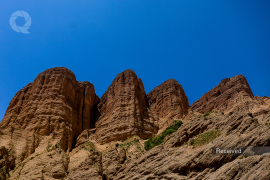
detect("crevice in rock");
top-left (82, 87), bottom-right (86, 131)
top-left (71, 136), bottom-right (77, 150)
top-left (102, 174), bottom-right (107, 180)
top-left (41, 75), bottom-right (45, 86)
top-left (92, 103), bottom-right (99, 129)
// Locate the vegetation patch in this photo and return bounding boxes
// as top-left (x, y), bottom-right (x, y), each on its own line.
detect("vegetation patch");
top-left (120, 137), bottom-right (140, 149)
top-left (144, 120), bottom-right (183, 151)
top-left (82, 141), bottom-right (96, 153)
top-left (203, 111), bottom-right (217, 117)
top-left (189, 130), bottom-right (222, 147)
top-left (46, 143), bottom-right (60, 152)
top-left (243, 154), bottom-right (248, 158)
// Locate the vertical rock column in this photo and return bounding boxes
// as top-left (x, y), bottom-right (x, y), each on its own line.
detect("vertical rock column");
top-left (95, 70), bottom-right (158, 144)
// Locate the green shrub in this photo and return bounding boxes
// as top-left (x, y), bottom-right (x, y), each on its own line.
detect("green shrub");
top-left (120, 137), bottom-right (141, 149)
top-left (144, 120), bottom-right (183, 151)
top-left (189, 130), bottom-right (222, 147)
top-left (204, 112), bottom-right (211, 117)
top-left (82, 141), bottom-right (95, 152)
top-left (47, 143), bottom-right (61, 152)
top-left (189, 139), bottom-right (195, 145)
top-left (203, 111), bottom-right (218, 117)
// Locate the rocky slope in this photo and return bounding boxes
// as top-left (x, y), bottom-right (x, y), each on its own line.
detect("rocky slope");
top-left (115, 111), bottom-right (270, 180)
top-left (0, 69), bottom-right (270, 180)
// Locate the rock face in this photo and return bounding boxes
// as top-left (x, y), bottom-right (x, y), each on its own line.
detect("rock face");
top-left (190, 75), bottom-right (254, 114)
top-left (95, 70), bottom-right (158, 144)
top-left (115, 111), bottom-right (270, 180)
top-left (0, 146), bottom-right (15, 180)
top-left (1, 68), bottom-right (270, 180)
top-left (11, 149), bottom-right (69, 180)
top-left (75, 129), bottom-right (96, 147)
top-left (147, 79), bottom-right (189, 129)
top-left (0, 67), bottom-right (99, 161)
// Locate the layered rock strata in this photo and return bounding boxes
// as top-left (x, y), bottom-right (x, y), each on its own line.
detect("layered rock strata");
top-left (114, 111), bottom-right (270, 180)
top-left (95, 70), bottom-right (159, 144)
top-left (0, 67), bottom-right (99, 161)
top-left (190, 75), bottom-right (254, 114)
top-left (147, 79), bottom-right (189, 130)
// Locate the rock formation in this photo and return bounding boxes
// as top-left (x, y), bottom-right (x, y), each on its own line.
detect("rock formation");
top-left (1, 68), bottom-right (270, 180)
top-left (147, 79), bottom-right (189, 130)
top-left (95, 69), bottom-right (158, 144)
top-left (114, 111), bottom-right (270, 180)
top-left (0, 146), bottom-right (15, 180)
top-left (190, 75), bottom-right (254, 114)
top-left (0, 67), bottom-right (99, 163)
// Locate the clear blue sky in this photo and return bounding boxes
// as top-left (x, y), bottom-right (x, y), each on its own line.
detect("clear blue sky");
top-left (1, 1), bottom-right (270, 120)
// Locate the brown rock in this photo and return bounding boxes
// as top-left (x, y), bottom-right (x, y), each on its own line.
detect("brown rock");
top-left (114, 111), bottom-right (270, 180)
top-left (95, 70), bottom-right (158, 144)
top-left (9, 149), bottom-right (69, 180)
top-left (2, 68), bottom-right (270, 180)
top-left (147, 79), bottom-right (189, 130)
top-left (147, 79), bottom-right (189, 119)
top-left (67, 151), bottom-right (102, 180)
top-left (0, 146), bottom-right (15, 180)
top-left (190, 75), bottom-right (254, 114)
top-left (0, 67), bottom-right (99, 162)
top-left (102, 148), bottom-right (126, 180)
top-left (75, 129), bottom-right (96, 147)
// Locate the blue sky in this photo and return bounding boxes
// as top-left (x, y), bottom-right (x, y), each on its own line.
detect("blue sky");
top-left (0, 0), bottom-right (270, 120)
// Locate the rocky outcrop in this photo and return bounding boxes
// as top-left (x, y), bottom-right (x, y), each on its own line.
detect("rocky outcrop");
top-left (67, 151), bottom-right (102, 180)
top-left (0, 146), bottom-right (15, 180)
top-left (75, 129), bottom-right (96, 147)
top-left (0, 67), bottom-right (99, 163)
top-left (114, 111), bottom-right (270, 180)
top-left (190, 75), bottom-right (254, 114)
top-left (1, 68), bottom-right (270, 180)
top-left (102, 148), bottom-right (126, 180)
top-left (95, 70), bottom-right (158, 144)
top-left (147, 79), bottom-right (189, 130)
top-left (147, 79), bottom-right (189, 119)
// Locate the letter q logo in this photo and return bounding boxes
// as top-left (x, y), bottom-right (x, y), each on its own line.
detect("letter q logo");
top-left (10, 11), bottom-right (31, 34)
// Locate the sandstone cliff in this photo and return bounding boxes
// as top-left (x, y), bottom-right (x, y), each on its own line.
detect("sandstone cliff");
top-left (190, 75), bottom-right (254, 114)
top-left (1, 69), bottom-right (270, 180)
top-left (147, 79), bottom-right (189, 131)
top-left (0, 67), bottom-right (99, 163)
top-left (95, 69), bottom-right (159, 144)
